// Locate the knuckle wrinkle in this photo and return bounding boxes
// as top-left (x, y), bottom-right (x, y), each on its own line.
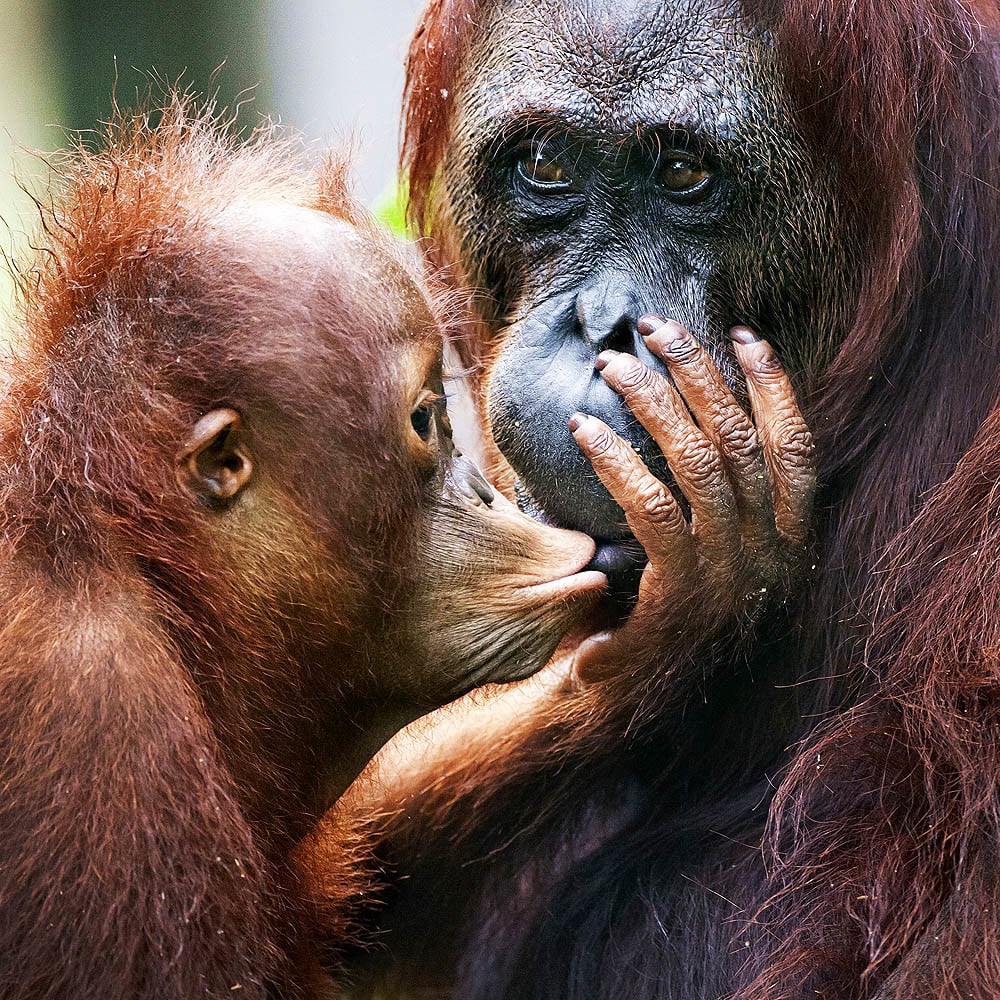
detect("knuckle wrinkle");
top-left (616, 361), bottom-right (657, 394)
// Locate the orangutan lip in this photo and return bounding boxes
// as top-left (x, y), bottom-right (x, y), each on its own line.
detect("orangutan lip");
top-left (522, 568), bottom-right (608, 604)
top-left (586, 538), bottom-right (647, 576)
top-left (512, 478), bottom-right (648, 578)
top-left (518, 537), bottom-right (607, 603)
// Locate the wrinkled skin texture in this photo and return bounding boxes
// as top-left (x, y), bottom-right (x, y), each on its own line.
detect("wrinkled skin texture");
top-left (328, 0), bottom-right (1000, 998)
top-left (448, 0), bottom-right (844, 556)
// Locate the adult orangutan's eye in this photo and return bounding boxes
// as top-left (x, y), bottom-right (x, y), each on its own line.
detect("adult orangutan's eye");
top-left (657, 158), bottom-right (712, 196)
top-left (514, 143), bottom-right (578, 191)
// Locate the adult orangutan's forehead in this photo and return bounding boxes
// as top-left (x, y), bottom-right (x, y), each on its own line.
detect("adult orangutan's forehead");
top-left (464, 0), bottom-right (780, 143)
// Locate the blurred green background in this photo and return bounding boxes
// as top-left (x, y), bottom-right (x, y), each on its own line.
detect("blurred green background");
top-left (0, 0), bottom-right (421, 319)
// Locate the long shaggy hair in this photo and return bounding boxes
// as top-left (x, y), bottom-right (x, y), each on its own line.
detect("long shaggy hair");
top-left (0, 96), bottom-right (382, 1000)
top-left (387, 2), bottom-right (1000, 997)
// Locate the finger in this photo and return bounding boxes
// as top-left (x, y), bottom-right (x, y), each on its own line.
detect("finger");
top-left (569, 630), bottom-right (619, 684)
top-left (635, 316), bottom-right (776, 549)
top-left (568, 412), bottom-right (691, 571)
top-left (592, 351), bottom-right (739, 558)
top-left (731, 329), bottom-right (815, 546)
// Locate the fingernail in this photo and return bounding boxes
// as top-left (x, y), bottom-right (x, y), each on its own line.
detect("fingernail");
top-left (572, 631), bottom-right (617, 684)
top-left (568, 412), bottom-right (589, 432)
top-left (647, 319), bottom-right (690, 346)
top-left (594, 350), bottom-right (619, 372)
top-left (729, 326), bottom-right (760, 345)
top-left (637, 314), bottom-right (666, 337)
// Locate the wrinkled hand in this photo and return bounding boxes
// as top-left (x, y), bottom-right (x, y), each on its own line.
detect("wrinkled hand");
top-left (569, 316), bottom-right (815, 681)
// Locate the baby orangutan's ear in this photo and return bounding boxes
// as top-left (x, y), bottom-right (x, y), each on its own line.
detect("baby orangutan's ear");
top-left (176, 408), bottom-right (253, 503)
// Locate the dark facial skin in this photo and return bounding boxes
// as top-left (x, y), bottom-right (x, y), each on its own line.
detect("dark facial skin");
top-left (438, 0), bottom-right (849, 586)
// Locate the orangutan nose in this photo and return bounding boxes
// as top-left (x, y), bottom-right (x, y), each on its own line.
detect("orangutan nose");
top-left (575, 274), bottom-right (643, 354)
top-left (453, 453), bottom-right (496, 506)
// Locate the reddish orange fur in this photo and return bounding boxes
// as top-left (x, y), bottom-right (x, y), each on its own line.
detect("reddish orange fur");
top-left (383, 2), bottom-right (1000, 997)
top-left (0, 96), bottom-right (433, 999)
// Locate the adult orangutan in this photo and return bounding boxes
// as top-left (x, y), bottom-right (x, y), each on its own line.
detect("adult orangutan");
top-left (331, 2), bottom-right (1000, 998)
top-left (0, 99), bottom-right (607, 999)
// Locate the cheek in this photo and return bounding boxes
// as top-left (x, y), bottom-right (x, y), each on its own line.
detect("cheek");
top-left (483, 309), bottom-right (654, 537)
top-left (486, 292), bottom-right (599, 460)
top-left (717, 154), bottom-right (847, 357)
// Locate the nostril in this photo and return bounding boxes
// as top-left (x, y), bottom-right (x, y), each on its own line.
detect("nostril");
top-left (599, 320), bottom-right (637, 354)
top-left (576, 304), bottom-right (638, 353)
top-left (454, 455), bottom-right (495, 506)
top-left (467, 473), bottom-right (495, 506)
top-left (574, 278), bottom-right (642, 352)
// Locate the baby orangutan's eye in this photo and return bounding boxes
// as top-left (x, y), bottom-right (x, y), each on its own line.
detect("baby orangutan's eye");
top-left (410, 393), bottom-right (444, 442)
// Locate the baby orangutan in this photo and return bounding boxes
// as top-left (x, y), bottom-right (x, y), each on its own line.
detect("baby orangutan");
top-left (0, 100), bottom-right (604, 1000)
